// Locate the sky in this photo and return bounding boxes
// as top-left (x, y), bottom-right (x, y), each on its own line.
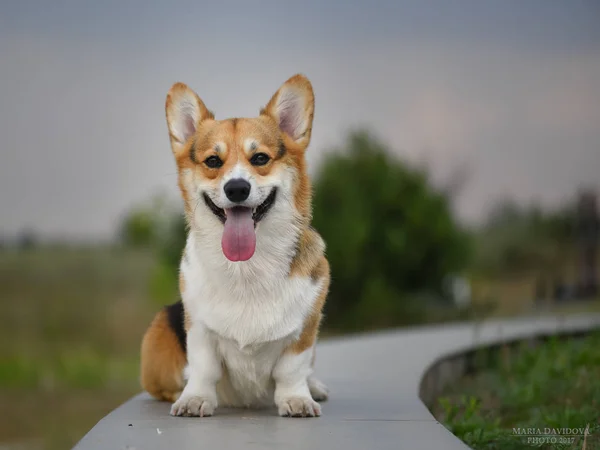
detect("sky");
top-left (1, 0), bottom-right (599, 240)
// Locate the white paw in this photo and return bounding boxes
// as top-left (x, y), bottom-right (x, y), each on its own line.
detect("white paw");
top-left (308, 376), bottom-right (329, 402)
top-left (170, 395), bottom-right (216, 417)
top-left (278, 396), bottom-right (322, 418)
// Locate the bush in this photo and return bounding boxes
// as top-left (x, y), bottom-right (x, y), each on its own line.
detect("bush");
top-left (312, 130), bottom-right (471, 331)
top-left (149, 213), bottom-right (187, 306)
top-left (119, 208), bottom-right (156, 247)
top-left (119, 193), bottom-right (183, 249)
top-left (118, 194), bottom-right (187, 305)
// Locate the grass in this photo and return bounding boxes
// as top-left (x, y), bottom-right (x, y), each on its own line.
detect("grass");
top-left (433, 332), bottom-right (600, 449)
top-left (0, 246), bottom-right (161, 450)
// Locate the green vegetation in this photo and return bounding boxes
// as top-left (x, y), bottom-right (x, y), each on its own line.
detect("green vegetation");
top-left (312, 131), bottom-right (471, 330)
top-left (468, 195), bottom-right (598, 317)
top-left (434, 332), bottom-right (600, 449)
top-left (0, 247), bottom-right (157, 450)
top-left (473, 198), bottom-right (573, 276)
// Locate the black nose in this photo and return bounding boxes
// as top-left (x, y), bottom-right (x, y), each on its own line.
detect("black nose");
top-left (224, 178), bottom-right (251, 203)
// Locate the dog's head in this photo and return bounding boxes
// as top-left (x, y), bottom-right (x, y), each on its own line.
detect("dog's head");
top-left (165, 75), bottom-right (314, 263)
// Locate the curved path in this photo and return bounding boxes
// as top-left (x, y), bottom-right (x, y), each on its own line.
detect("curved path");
top-left (73, 312), bottom-right (600, 450)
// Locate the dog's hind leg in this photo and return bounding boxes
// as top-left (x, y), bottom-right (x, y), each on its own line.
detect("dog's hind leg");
top-left (308, 375), bottom-right (329, 402)
top-left (140, 303), bottom-right (187, 403)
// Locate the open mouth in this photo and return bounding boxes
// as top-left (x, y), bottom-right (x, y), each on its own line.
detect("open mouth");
top-left (202, 188), bottom-right (277, 262)
top-left (202, 188), bottom-right (277, 227)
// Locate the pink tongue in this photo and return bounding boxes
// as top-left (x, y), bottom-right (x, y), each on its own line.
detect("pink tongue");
top-left (221, 207), bottom-right (256, 262)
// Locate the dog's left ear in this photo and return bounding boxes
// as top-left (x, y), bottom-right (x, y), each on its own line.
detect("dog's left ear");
top-left (165, 82), bottom-right (214, 154)
top-left (262, 74), bottom-right (314, 150)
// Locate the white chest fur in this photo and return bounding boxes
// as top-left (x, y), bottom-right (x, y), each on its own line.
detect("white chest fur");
top-left (181, 232), bottom-right (321, 347)
top-left (180, 232), bottom-right (322, 406)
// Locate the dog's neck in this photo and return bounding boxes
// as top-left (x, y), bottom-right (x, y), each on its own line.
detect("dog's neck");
top-left (185, 214), bottom-right (308, 285)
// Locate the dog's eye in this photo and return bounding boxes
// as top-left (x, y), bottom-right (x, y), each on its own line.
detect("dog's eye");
top-left (204, 155), bottom-right (223, 169)
top-left (250, 153), bottom-right (270, 166)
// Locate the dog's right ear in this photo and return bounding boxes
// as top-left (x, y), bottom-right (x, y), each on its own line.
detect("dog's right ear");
top-left (165, 83), bottom-right (214, 153)
top-left (261, 74), bottom-right (315, 151)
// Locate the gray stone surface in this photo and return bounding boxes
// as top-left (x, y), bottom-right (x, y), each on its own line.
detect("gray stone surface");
top-left (73, 312), bottom-right (600, 450)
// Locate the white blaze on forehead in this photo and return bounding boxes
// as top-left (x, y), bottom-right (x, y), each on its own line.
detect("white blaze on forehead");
top-left (243, 138), bottom-right (259, 153)
top-left (225, 162), bottom-right (251, 182)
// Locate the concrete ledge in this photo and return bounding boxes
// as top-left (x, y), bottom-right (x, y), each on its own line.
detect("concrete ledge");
top-left (73, 313), bottom-right (600, 450)
top-left (418, 313), bottom-right (599, 407)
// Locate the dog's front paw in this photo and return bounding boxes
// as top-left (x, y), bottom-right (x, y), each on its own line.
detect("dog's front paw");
top-left (170, 395), bottom-right (216, 417)
top-left (277, 396), bottom-right (322, 418)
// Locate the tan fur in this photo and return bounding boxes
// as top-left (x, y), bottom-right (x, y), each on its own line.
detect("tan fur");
top-left (140, 309), bottom-right (187, 402)
top-left (262, 74), bottom-right (315, 149)
top-left (288, 255), bottom-right (330, 355)
top-left (184, 308), bottom-right (192, 333)
top-left (262, 74), bottom-right (314, 221)
top-left (179, 272), bottom-right (186, 295)
top-left (289, 227), bottom-right (326, 280)
top-left (165, 75), bottom-right (315, 226)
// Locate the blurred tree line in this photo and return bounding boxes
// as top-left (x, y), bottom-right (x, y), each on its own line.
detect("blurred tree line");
top-left (472, 197), bottom-right (575, 277)
top-left (119, 129), bottom-right (587, 331)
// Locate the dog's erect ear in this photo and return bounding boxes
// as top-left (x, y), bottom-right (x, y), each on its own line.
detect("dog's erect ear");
top-left (262, 74), bottom-right (315, 149)
top-left (165, 82), bottom-right (214, 153)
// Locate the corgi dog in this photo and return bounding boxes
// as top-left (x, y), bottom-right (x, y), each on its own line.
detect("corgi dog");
top-left (140, 74), bottom-right (330, 418)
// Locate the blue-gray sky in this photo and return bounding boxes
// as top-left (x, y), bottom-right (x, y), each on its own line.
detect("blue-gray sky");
top-left (1, 0), bottom-right (599, 239)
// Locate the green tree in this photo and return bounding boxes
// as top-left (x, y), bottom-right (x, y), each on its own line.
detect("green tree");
top-left (119, 193), bottom-right (182, 249)
top-left (118, 193), bottom-right (188, 305)
top-left (119, 208), bottom-right (156, 247)
top-left (149, 211), bottom-right (187, 306)
top-left (312, 130), bottom-right (471, 331)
